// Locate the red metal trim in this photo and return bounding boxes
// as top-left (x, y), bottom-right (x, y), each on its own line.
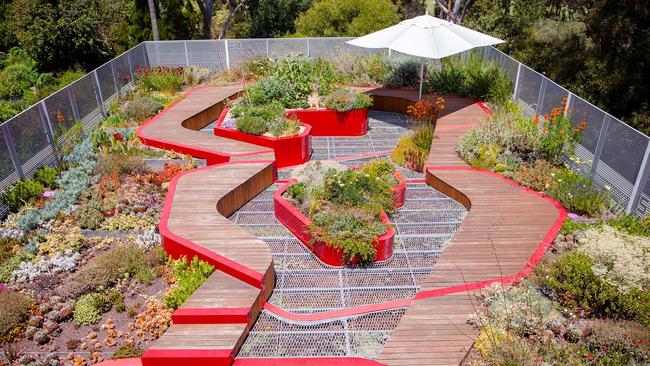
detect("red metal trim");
top-left (233, 357), bottom-right (386, 366)
top-left (286, 108), bottom-right (369, 136)
top-left (469, 98), bottom-right (492, 115)
top-left (142, 349), bottom-right (234, 366)
top-left (93, 358), bottom-right (143, 366)
top-left (136, 87), bottom-right (273, 165)
top-left (392, 171), bottom-right (407, 209)
top-left (172, 308), bottom-right (250, 324)
top-left (160, 162), bottom-right (276, 288)
top-left (274, 179), bottom-right (395, 266)
top-left (213, 108), bottom-right (312, 168)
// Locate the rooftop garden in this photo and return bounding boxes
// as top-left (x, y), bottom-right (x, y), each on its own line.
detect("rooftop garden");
top-left (0, 45), bottom-right (646, 365)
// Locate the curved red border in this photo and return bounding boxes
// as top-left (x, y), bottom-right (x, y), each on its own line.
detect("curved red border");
top-left (286, 108), bottom-right (369, 136)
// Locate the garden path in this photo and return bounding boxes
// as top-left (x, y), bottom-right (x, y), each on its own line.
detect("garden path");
top-left (133, 86), bottom-right (566, 366)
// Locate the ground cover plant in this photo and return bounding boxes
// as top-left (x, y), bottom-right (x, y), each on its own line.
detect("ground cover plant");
top-left (285, 159), bottom-right (399, 262)
top-left (0, 65), bottom-right (207, 364)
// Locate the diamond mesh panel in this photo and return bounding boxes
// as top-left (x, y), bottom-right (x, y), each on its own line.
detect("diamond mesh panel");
top-left (145, 41), bottom-right (187, 67)
top-left (515, 65), bottom-right (542, 117)
top-left (70, 74), bottom-right (101, 124)
top-left (227, 39), bottom-right (267, 67)
top-left (95, 62), bottom-right (118, 105)
top-left (6, 107), bottom-right (53, 175)
top-left (539, 81), bottom-right (568, 117)
top-left (129, 43), bottom-right (149, 69)
top-left (187, 40), bottom-right (227, 69)
top-left (0, 127), bottom-right (19, 189)
top-left (268, 38), bottom-right (309, 58)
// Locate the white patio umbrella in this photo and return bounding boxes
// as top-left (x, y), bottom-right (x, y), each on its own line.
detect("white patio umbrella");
top-left (346, 14), bottom-right (504, 99)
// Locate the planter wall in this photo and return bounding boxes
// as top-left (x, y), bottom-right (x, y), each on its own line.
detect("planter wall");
top-left (392, 171), bottom-right (407, 209)
top-left (214, 109), bottom-right (311, 168)
top-left (274, 179), bottom-right (395, 267)
top-left (286, 108), bottom-right (368, 136)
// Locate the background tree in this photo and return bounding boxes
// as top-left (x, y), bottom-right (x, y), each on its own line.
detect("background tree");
top-left (248, 0), bottom-right (312, 38)
top-left (294, 0), bottom-right (400, 37)
top-left (147, 0), bottom-right (160, 41)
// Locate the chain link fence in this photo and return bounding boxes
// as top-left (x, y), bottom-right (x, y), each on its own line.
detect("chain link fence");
top-left (0, 38), bottom-right (647, 217)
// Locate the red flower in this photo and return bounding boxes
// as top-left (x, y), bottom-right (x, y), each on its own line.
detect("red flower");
top-left (113, 132), bottom-right (124, 142)
top-left (586, 354), bottom-right (593, 359)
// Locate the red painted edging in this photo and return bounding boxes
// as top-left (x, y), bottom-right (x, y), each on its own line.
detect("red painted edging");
top-left (392, 171), bottom-right (406, 209)
top-left (286, 108), bottom-right (369, 136)
top-left (214, 108), bottom-right (311, 168)
top-left (171, 307), bottom-right (250, 324)
top-left (160, 162), bottom-right (276, 288)
top-left (274, 179), bottom-right (395, 266)
top-left (136, 87), bottom-right (274, 165)
top-left (264, 299), bottom-right (412, 322)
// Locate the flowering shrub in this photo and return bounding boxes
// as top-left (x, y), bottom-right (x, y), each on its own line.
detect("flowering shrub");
top-left (286, 159), bottom-right (399, 262)
top-left (406, 92), bottom-right (445, 127)
top-left (321, 88), bottom-right (373, 112)
top-left (537, 96), bottom-right (586, 164)
top-left (152, 162), bottom-right (183, 186)
top-left (546, 170), bottom-right (609, 216)
top-left (392, 123), bottom-right (434, 172)
top-left (121, 96), bottom-right (163, 121)
top-left (164, 256), bottom-right (214, 309)
top-left (576, 226), bottom-right (649, 293)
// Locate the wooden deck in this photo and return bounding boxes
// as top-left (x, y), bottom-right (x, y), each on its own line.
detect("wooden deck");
top-left (136, 85), bottom-right (275, 164)
top-left (134, 85), bottom-right (565, 366)
top-left (374, 91), bottom-right (564, 365)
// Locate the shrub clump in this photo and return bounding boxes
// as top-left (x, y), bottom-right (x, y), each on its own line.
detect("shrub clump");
top-left (164, 256), bottom-right (214, 309)
top-left (59, 243), bottom-right (161, 299)
top-left (135, 66), bottom-right (185, 94)
top-left (0, 291), bottom-right (33, 343)
top-left (321, 88), bottom-right (373, 112)
top-left (33, 166), bottom-right (59, 188)
top-left (1, 179), bottom-right (44, 213)
top-left (121, 96), bottom-right (163, 121)
top-left (286, 159), bottom-right (399, 262)
top-left (73, 293), bottom-right (111, 326)
top-left (392, 124), bottom-right (434, 172)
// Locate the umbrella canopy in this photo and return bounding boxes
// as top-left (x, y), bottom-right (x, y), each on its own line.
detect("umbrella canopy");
top-left (346, 14), bottom-right (504, 98)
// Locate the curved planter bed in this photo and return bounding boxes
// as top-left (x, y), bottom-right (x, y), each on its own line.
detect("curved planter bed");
top-left (286, 108), bottom-right (368, 136)
top-left (274, 179), bottom-right (395, 267)
top-left (214, 109), bottom-right (312, 168)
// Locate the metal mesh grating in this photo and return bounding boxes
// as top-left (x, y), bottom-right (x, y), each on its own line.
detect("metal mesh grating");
top-left (239, 308), bottom-right (407, 359)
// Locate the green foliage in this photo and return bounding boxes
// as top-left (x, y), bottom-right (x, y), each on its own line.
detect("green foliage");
top-left (310, 208), bottom-right (387, 262)
top-left (382, 60), bottom-right (421, 88)
top-left (102, 113), bottom-right (129, 128)
top-left (562, 215), bottom-right (650, 237)
top-left (95, 152), bottom-right (150, 178)
top-left (322, 88), bottom-right (373, 112)
top-left (294, 0), bottom-right (400, 37)
top-left (245, 76), bottom-right (304, 108)
top-left (0, 254), bottom-right (27, 283)
top-left (236, 115), bottom-right (269, 136)
top-left (0, 291), bottom-right (33, 342)
top-left (135, 67), bottom-right (185, 95)
top-left (164, 256), bottom-right (214, 309)
top-left (108, 290), bottom-right (126, 313)
top-left (248, 0), bottom-right (312, 38)
top-left (76, 195), bottom-right (103, 230)
top-left (112, 344), bottom-right (145, 359)
top-left (547, 170), bottom-right (609, 216)
top-left (33, 166), bottom-right (59, 188)
top-left (270, 55), bottom-right (317, 106)
top-left (268, 116), bottom-right (301, 138)
top-left (510, 159), bottom-right (556, 192)
top-left (428, 54), bottom-right (513, 104)
top-left (0, 237), bottom-right (21, 266)
top-left (392, 123), bottom-right (434, 172)
top-left (0, 100), bottom-right (24, 122)
top-left (535, 251), bottom-right (649, 325)
top-left (59, 243), bottom-right (161, 299)
top-left (121, 96), bottom-right (164, 122)
top-left (73, 293), bottom-right (105, 326)
top-left (1, 179), bottom-right (44, 213)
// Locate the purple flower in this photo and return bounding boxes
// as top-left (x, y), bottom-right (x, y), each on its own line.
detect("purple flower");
top-left (568, 213), bottom-right (579, 219)
top-left (0, 284), bottom-right (11, 292)
top-left (221, 119), bottom-right (236, 129)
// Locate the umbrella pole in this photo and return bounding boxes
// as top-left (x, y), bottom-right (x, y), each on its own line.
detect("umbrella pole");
top-left (418, 59), bottom-right (425, 100)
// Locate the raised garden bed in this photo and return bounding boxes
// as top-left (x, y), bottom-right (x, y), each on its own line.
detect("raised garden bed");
top-left (214, 108), bottom-right (311, 168)
top-left (286, 108), bottom-right (369, 136)
top-left (392, 171), bottom-right (407, 208)
top-left (274, 179), bottom-right (396, 266)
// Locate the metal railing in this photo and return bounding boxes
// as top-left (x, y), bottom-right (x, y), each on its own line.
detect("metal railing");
top-left (0, 38), bottom-right (647, 217)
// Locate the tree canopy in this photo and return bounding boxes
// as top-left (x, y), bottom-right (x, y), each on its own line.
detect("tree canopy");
top-left (294, 0), bottom-right (401, 37)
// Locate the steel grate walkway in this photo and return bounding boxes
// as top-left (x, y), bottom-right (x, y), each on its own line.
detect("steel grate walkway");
top-left (226, 111), bottom-right (467, 359)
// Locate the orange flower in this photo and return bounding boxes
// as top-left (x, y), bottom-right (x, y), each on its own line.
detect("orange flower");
top-left (533, 115), bottom-right (539, 125)
top-left (56, 112), bottom-right (64, 123)
top-left (559, 130), bottom-right (565, 135)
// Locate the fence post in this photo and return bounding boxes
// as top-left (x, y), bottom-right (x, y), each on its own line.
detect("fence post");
top-left (266, 39), bottom-right (269, 58)
top-left (92, 70), bottom-right (106, 117)
top-left (127, 50), bottom-right (136, 85)
top-left (39, 101), bottom-right (61, 165)
top-left (110, 61), bottom-right (121, 98)
top-left (564, 92), bottom-right (573, 116)
top-left (591, 115), bottom-right (610, 175)
top-left (184, 41), bottom-right (190, 66)
top-left (224, 39), bottom-right (230, 71)
top-left (535, 78), bottom-right (547, 117)
top-left (2, 124), bottom-right (24, 179)
top-left (512, 63), bottom-right (522, 100)
top-left (307, 38), bottom-right (310, 57)
top-left (66, 88), bottom-right (80, 122)
top-left (626, 141), bottom-right (650, 214)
